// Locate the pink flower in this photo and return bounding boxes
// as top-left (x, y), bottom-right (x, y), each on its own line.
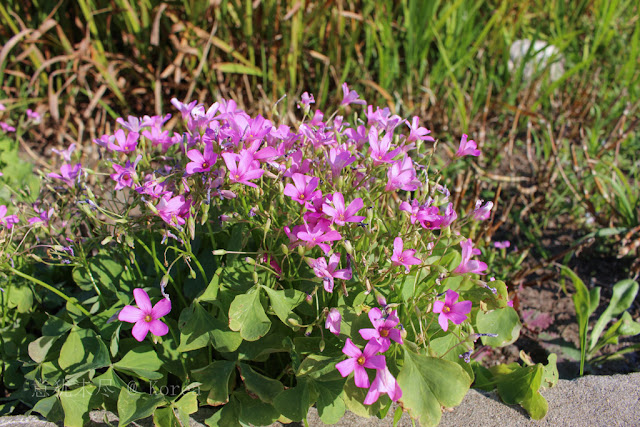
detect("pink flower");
top-left (28, 207), bottom-right (54, 226)
top-left (335, 339), bottom-right (385, 388)
top-left (48, 163), bottom-right (82, 187)
top-left (455, 134), bottom-right (480, 157)
top-left (453, 238), bottom-right (487, 275)
top-left (296, 223), bottom-right (342, 254)
top-left (299, 92), bottom-right (315, 110)
top-left (51, 144), bottom-right (76, 162)
top-left (185, 142), bottom-right (218, 175)
top-left (359, 308), bottom-right (403, 352)
top-left (322, 193), bottom-right (365, 226)
top-left (340, 83), bottom-right (366, 106)
top-left (472, 200), bottom-right (493, 221)
top-left (107, 129), bottom-right (139, 153)
top-left (283, 173), bottom-right (321, 206)
top-left (118, 288), bottom-right (171, 342)
top-left (494, 240), bottom-right (511, 249)
top-left (368, 127), bottom-right (400, 165)
top-left (363, 366), bottom-right (402, 405)
top-left (432, 289), bottom-right (472, 331)
top-left (405, 116), bottom-right (434, 143)
top-left (390, 237), bottom-right (421, 273)
top-left (0, 205), bottom-right (19, 229)
top-left (171, 98), bottom-right (198, 120)
top-left (0, 121), bottom-right (15, 132)
top-left (327, 146), bottom-right (356, 179)
top-left (110, 155), bottom-right (142, 191)
top-left (307, 253), bottom-right (352, 292)
top-left (385, 156), bottom-right (421, 192)
top-left (325, 308), bottom-right (341, 335)
top-left (156, 194), bottom-right (190, 227)
top-left (26, 109), bottom-right (41, 124)
top-left (222, 151), bottom-right (265, 188)
top-left (440, 202), bottom-right (457, 227)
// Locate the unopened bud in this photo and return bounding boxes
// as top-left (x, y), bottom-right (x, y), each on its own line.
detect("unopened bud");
top-left (319, 339), bottom-right (325, 352)
top-left (287, 317), bottom-right (301, 326)
top-left (400, 326), bottom-right (408, 340)
top-left (252, 271), bottom-right (259, 283)
top-left (281, 244), bottom-right (289, 255)
top-left (344, 240), bottom-right (354, 255)
top-left (297, 245), bottom-right (306, 257)
top-left (264, 218), bottom-right (271, 234)
top-left (212, 249), bottom-right (227, 255)
top-left (304, 326), bottom-right (313, 336)
top-left (244, 257), bottom-right (256, 265)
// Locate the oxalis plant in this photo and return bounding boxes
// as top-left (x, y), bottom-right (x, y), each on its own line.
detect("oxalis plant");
top-left (2, 85), bottom-right (532, 426)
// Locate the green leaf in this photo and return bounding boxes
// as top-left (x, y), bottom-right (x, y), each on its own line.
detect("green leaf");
top-left (6, 282), bottom-right (34, 313)
top-left (397, 348), bottom-right (472, 427)
top-left (28, 335), bottom-right (58, 364)
top-left (540, 354), bottom-right (559, 388)
top-left (31, 395), bottom-right (64, 423)
top-left (239, 363), bottom-right (283, 403)
top-left (72, 251), bottom-right (129, 293)
top-left (192, 360), bottom-right (236, 406)
top-left (153, 407), bottom-right (180, 427)
top-left (205, 397), bottom-right (240, 427)
top-left (273, 378), bottom-right (314, 422)
top-left (475, 307), bottom-right (522, 347)
top-left (214, 62), bottom-right (263, 77)
top-left (58, 327), bottom-right (111, 374)
top-left (235, 390), bottom-right (280, 425)
top-left (59, 385), bottom-right (97, 427)
top-left (262, 286), bottom-right (306, 327)
top-left (228, 287), bottom-right (271, 341)
top-left (42, 316), bottom-right (72, 336)
top-left (313, 379), bottom-right (346, 424)
top-left (177, 303), bottom-right (213, 352)
top-left (296, 354), bottom-right (339, 379)
top-left (342, 377), bottom-right (383, 418)
top-left (116, 387), bottom-right (166, 427)
top-left (93, 368), bottom-right (127, 404)
top-left (114, 346), bottom-right (163, 381)
top-left (493, 363), bottom-right (549, 420)
top-left (562, 266), bottom-right (591, 374)
top-left (589, 279), bottom-right (639, 350)
top-left (197, 267), bottom-right (223, 302)
top-left (173, 391), bottom-right (198, 425)
top-left (619, 311), bottom-right (640, 336)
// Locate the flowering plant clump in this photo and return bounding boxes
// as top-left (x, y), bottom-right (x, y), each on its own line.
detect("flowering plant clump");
top-left (1, 86), bottom-right (530, 426)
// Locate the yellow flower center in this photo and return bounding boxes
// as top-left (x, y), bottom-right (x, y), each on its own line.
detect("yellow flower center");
top-left (380, 329), bottom-right (389, 337)
top-left (144, 314), bottom-right (153, 322)
top-left (357, 356), bottom-right (366, 365)
top-left (442, 306), bottom-right (451, 314)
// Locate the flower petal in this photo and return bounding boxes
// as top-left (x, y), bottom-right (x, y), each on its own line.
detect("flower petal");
top-left (335, 358), bottom-right (356, 378)
top-left (118, 306), bottom-right (143, 323)
top-left (133, 288), bottom-right (152, 312)
top-left (438, 313), bottom-right (449, 331)
top-left (149, 319), bottom-right (169, 337)
top-left (151, 298), bottom-right (172, 319)
top-left (353, 365), bottom-right (370, 388)
top-left (132, 321), bottom-right (150, 342)
top-left (342, 338), bottom-right (362, 358)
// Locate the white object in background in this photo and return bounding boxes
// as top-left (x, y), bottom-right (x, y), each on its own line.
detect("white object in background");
top-left (508, 39), bottom-right (565, 83)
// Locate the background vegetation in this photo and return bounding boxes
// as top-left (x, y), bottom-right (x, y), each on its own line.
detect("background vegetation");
top-left (1, 0), bottom-right (639, 372)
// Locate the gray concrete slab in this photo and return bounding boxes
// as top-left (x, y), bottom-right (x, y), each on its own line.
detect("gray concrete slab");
top-left (1, 373), bottom-right (638, 426)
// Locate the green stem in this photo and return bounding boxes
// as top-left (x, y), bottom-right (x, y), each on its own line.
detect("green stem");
top-left (8, 267), bottom-right (91, 317)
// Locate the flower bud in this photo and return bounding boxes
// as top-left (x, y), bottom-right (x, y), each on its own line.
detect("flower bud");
top-left (280, 244), bottom-right (289, 255)
top-left (297, 245), bottom-right (306, 257)
top-left (344, 240), bottom-right (354, 256)
top-left (319, 339), bottom-right (325, 352)
top-left (212, 249), bottom-right (227, 255)
top-left (304, 326), bottom-right (313, 336)
top-left (244, 257), bottom-right (256, 265)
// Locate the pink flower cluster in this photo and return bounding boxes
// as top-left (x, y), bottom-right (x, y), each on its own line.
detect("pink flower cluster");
top-left (336, 305), bottom-right (403, 405)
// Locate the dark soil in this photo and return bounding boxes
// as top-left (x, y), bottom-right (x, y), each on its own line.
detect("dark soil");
top-left (477, 223), bottom-right (640, 379)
